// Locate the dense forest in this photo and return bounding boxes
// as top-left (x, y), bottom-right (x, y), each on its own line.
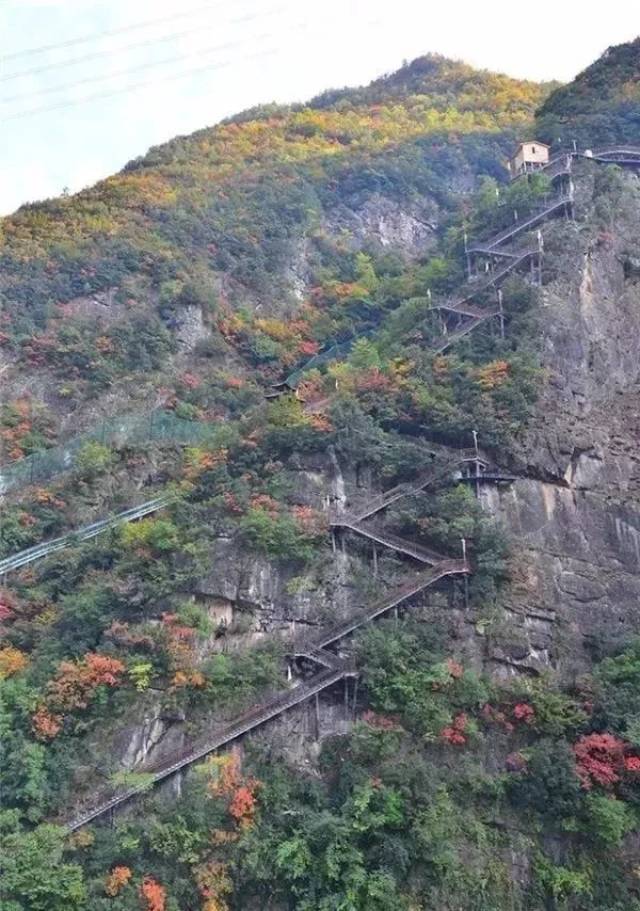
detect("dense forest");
top-left (2, 42), bottom-right (640, 911)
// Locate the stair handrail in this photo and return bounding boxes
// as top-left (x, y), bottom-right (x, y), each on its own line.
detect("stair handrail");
top-left (65, 664), bottom-right (349, 831)
top-left (468, 193), bottom-right (571, 253)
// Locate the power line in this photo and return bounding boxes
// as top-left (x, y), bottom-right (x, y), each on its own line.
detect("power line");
top-left (2, 32), bottom-right (273, 105)
top-left (1, 6), bottom-right (284, 84)
top-left (3, 48), bottom-right (278, 121)
top-left (4, 0), bottom-right (257, 61)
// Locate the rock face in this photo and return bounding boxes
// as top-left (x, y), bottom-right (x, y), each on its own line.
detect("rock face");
top-left (324, 192), bottom-right (440, 259)
top-left (80, 165), bottom-right (640, 787)
top-left (484, 164), bottom-right (640, 677)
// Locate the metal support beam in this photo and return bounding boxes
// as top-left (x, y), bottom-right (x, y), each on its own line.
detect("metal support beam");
top-left (497, 289), bottom-right (505, 339)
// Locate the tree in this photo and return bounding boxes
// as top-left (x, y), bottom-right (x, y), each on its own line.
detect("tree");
top-left (508, 739), bottom-right (583, 820)
top-left (350, 338), bottom-right (381, 371)
top-left (0, 820), bottom-right (86, 911)
top-left (140, 876), bottom-right (166, 911)
top-left (579, 793), bottom-right (636, 846)
top-left (354, 252), bottom-right (379, 293)
top-left (596, 639), bottom-right (640, 743)
top-left (0, 646), bottom-right (28, 679)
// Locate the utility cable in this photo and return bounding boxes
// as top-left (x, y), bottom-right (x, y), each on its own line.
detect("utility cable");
top-left (4, 0), bottom-right (261, 60)
top-left (2, 31), bottom-right (273, 104)
top-left (1, 5), bottom-right (285, 83)
top-left (3, 48), bottom-right (277, 121)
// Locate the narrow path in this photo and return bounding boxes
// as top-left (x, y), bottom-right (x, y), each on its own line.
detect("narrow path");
top-left (332, 518), bottom-right (447, 565)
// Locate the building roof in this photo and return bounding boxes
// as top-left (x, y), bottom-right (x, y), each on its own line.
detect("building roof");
top-left (512, 140), bottom-right (550, 154)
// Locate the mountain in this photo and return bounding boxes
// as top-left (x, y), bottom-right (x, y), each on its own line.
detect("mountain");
top-left (536, 37), bottom-right (640, 146)
top-left (0, 56), bottom-right (545, 418)
top-left (2, 47), bottom-right (640, 911)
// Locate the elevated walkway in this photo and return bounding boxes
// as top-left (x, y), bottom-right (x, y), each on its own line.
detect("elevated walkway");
top-left (65, 661), bottom-right (353, 832)
top-left (0, 496), bottom-right (171, 576)
top-left (467, 193), bottom-right (572, 255)
top-left (331, 517), bottom-right (447, 565)
top-left (304, 560), bottom-right (469, 653)
top-left (64, 556), bottom-right (468, 832)
top-left (345, 449), bottom-right (490, 522)
top-left (433, 313), bottom-right (499, 355)
top-left (432, 249), bottom-right (535, 319)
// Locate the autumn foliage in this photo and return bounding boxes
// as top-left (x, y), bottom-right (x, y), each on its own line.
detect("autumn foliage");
top-left (104, 866), bottom-right (133, 896)
top-left (573, 733), bottom-right (628, 789)
top-left (0, 645), bottom-right (29, 679)
top-left (441, 712), bottom-right (470, 746)
top-left (140, 876), bottom-right (166, 911)
top-left (32, 652), bottom-right (125, 740)
top-left (475, 360), bottom-right (510, 390)
top-left (205, 754), bottom-right (261, 830)
top-left (194, 860), bottom-right (233, 911)
top-left (45, 652), bottom-right (125, 712)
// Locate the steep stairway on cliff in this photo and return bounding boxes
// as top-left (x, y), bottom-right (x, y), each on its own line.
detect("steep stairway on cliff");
top-left (331, 517), bottom-right (447, 565)
top-left (64, 556), bottom-right (468, 832)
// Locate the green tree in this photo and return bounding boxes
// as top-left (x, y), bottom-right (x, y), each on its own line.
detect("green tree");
top-left (0, 818), bottom-right (86, 911)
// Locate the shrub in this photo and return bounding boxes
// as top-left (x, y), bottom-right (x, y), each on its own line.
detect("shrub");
top-left (74, 441), bottom-right (114, 480)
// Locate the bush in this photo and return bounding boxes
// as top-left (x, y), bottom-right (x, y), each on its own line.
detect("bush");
top-left (74, 441), bottom-right (114, 480)
top-left (238, 508), bottom-right (320, 563)
top-left (508, 739), bottom-right (583, 821)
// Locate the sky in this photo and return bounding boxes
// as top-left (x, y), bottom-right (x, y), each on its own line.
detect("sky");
top-left (1, 0), bottom-right (637, 216)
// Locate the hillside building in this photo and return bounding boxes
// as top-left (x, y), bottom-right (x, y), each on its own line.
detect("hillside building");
top-left (508, 141), bottom-right (550, 178)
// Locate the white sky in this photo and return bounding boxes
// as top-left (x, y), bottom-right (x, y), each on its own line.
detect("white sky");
top-left (1, 0), bottom-right (637, 215)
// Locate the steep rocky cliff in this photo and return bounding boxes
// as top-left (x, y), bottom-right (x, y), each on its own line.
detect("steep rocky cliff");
top-left (484, 163), bottom-right (640, 679)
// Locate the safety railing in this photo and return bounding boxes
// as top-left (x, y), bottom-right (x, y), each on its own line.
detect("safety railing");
top-left (0, 496), bottom-right (171, 575)
top-left (468, 194), bottom-right (572, 254)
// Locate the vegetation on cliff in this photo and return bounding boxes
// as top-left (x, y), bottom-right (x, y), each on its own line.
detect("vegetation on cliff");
top-left (2, 43), bottom-right (640, 911)
top-left (536, 37), bottom-right (640, 147)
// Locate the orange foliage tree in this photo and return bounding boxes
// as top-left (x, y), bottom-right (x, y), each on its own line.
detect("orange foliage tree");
top-left (31, 652), bottom-right (125, 740)
top-left (45, 652), bottom-right (125, 712)
top-left (204, 754), bottom-right (261, 830)
top-left (140, 876), bottom-right (166, 911)
top-left (194, 860), bottom-right (233, 911)
top-left (105, 866), bottom-right (133, 896)
top-left (0, 645), bottom-right (29, 679)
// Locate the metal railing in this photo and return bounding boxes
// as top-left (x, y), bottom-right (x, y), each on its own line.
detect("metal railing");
top-left (468, 194), bottom-right (572, 255)
top-left (434, 249), bottom-right (536, 317)
top-left (63, 551), bottom-right (468, 831)
top-left (65, 663), bottom-right (350, 832)
top-left (333, 518), bottom-right (447, 565)
top-left (298, 560), bottom-right (470, 653)
top-left (0, 496), bottom-right (171, 575)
